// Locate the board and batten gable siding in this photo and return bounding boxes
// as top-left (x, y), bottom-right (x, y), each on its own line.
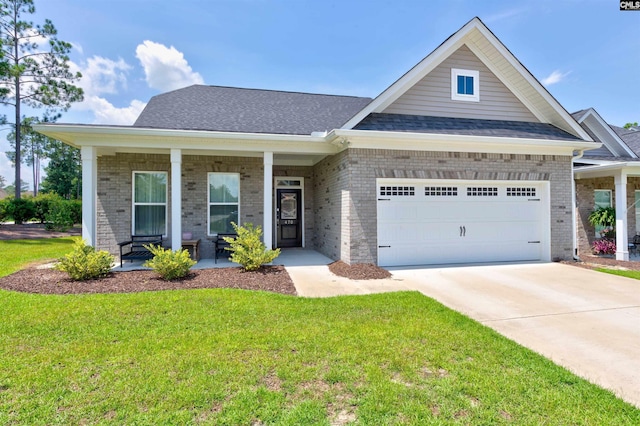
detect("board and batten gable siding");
top-left (382, 45), bottom-right (539, 122)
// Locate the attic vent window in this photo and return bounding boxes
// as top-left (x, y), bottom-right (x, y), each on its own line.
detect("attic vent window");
top-left (451, 68), bottom-right (479, 102)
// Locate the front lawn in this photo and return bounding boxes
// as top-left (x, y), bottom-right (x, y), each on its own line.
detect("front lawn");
top-left (0, 237), bottom-right (77, 276)
top-left (596, 267), bottom-right (640, 280)
top-left (0, 239), bottom-right (638, 424)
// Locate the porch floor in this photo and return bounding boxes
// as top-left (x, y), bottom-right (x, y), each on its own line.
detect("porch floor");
top-left (113, 248), bottom-right (334, 272)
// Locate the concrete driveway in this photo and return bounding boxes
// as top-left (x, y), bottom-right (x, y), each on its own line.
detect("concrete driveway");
top-left (289, 262), bottom-right (640, 407)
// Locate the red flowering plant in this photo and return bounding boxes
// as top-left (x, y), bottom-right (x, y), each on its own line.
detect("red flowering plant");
top-left (592, 238), bottom-right (616, 255)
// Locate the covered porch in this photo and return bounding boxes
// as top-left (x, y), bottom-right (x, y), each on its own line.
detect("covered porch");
top-left (34, 124), bottom-right (345, 263)
top-left (575, 162), bottom-right (640, 261)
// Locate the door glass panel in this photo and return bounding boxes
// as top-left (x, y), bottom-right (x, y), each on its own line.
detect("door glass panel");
top-left (280, 193), bottom-right (297, 219)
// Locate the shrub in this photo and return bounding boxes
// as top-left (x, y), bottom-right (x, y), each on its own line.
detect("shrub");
top-left (143, 245), bottom-right (196, 280)
top-left (55, 240), bottom-right (114, 281)
top-left (5, 197), bottom-right (35, 224)
top-left (33, 193), bottom-right (63, 223)
top-left (224, 222), bottom-right (280, 271)
top-left (69, 199), bottom-right (82, 224)
top-left (0, 198), bottom-right (9, 223)
top-left (592, 239), bottom-right (616, 255)
top-left (45, 199), bottom-right (74, 231)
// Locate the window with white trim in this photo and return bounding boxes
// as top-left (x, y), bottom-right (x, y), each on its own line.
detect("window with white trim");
top-left (133, 171), bottom-right (167, 235)
top-left (451, 68), bottom-right (479, 102)
top-left (209, 173), bottom-right (240, 234)
top-left (594, 189), bottom-right (612, 238)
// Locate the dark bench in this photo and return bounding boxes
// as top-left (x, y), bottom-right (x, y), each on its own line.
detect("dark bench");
top-left (118, 234), bottom-right (163, 267)
top-left (213, 233), bottom-right (236, 263)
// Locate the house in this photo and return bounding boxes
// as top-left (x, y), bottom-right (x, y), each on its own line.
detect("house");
top-left (34, 17), bottom-right (600, 267)
top-left (572, 108), bottom-right (640, 260)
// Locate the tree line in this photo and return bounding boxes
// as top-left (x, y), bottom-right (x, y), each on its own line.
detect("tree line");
top-left (0, 0), bottom-right (83, 200)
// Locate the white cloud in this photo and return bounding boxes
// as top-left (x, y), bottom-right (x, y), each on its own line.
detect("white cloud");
top-left (76, 56), bottom-right (131, 96)
top-left (542, 70), bottom-right (571, 86)
top-left (70, 56), bottom-right (146, 125)
top-left (135, 40), bottom-right (204, 91)
top-left (79, 96), bottom-right (146, 125)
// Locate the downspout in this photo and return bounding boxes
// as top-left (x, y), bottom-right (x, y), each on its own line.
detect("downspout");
top-left (572, 149), bottom-right (586, 260)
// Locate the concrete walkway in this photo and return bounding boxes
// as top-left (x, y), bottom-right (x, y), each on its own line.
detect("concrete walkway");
top-left (290, 262), bottom-right (640, 408)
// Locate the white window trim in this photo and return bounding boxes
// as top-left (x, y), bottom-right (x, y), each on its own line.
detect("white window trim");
top-left (132, 171), bottom-right (168, 236)
top-left (451, 68), bottom-right (479, 102)
top-left (208, 172), bottom-right (240, 236)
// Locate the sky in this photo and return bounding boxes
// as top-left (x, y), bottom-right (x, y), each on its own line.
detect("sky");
top-left (0, 0), bottom-right (638, 188)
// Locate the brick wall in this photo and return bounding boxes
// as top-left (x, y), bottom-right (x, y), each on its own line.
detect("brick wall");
top-left (311, 151), bottom-right (350, 262)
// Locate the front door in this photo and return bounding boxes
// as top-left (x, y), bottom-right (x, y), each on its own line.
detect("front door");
top-left (276, 188), bottom-right (302, 247)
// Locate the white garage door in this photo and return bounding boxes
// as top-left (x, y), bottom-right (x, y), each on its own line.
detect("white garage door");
top-left (377, 180), bottom-right (550, 267)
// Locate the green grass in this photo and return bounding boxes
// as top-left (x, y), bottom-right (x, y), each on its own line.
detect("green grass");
top-left (0, 241), bottom-right (638, 424)
top-left (0, 237), bottom-right (78, 276)
top-left (596, 267), bottom-right (640, 280)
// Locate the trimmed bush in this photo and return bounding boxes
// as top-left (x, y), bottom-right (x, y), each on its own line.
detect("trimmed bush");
top-left (69, 199), bottom-right (82, 224)
top-left (45, 199), bottom-right (74, 231)
top-left (0, 198), bottom-right (9, 223)
top-left (5, 197), bottom-right (36, 224)
top-left (143, 245), bottom-right (196, 280)
top-left (33, 193), bottom-right (63, 223)
top-left (55, 240), bottom-right (114, 281)
top-left (224, 222), bottom-right (280, 271)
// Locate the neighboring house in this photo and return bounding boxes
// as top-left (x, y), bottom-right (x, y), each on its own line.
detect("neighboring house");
top-left (573, 109), bottom-right (640, 260)
top-left (35, 17), bottom-right (599, 267)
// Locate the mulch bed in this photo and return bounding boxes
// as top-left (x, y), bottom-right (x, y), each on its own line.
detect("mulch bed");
top-left (0, 223), bottom-right (393, 295)
top-left (0, 265), bottom-right (297, 295)
top-left (329, 260), bottom-right (391, 280)
top-left (563, 255), bottom-right (640, 271)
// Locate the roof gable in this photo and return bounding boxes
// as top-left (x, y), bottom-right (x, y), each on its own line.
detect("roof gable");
top-left (571, 108), bottom-right (636, 158)
top-left (134, 85), bottom-right (372, 135)
top-left (610, 124), bottom-right (640, 157)
top-left (382, 45), bottom-right (538, 122)
top-left (342, 17), bottom-right (591, 141)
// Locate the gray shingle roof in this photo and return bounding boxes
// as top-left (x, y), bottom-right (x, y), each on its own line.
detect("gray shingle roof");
top-left (610, 124), bottom-right (640, 156)
top-left (354, 113), bottom-right (581, 141)
top-left (133, 85), bottom-right (372, 135)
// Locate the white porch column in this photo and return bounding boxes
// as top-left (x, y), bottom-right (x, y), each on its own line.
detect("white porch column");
top-left (170, 149), bottom-right (182, 252)
top-left (615, 171), bottom-right (629, 261)
top-left (263, 152), bottom-right (273, 249)
top-left (81, 146), bottom-right (97, 247)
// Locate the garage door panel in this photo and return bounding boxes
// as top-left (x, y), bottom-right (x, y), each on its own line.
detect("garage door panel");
top-left (377, 180), bottom-right (548, 267)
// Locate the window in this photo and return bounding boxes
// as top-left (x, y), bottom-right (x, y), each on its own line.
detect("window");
top-left (467, 187), bottom-right (498, 197)
top-left (425, 186), bottom-right (458, 196)
top-left (451, 68), bottom-right (479, 102)
top-left (507, 187), bottom-right (536, 197)
top-left (133, 172), bottom-right (167, 235)
top-left (209, 173), bottom-right (239, 234)
top-left (380, 186), bottom-right (415, 196)
top-left (594, 189), bottom-right (612, 237)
